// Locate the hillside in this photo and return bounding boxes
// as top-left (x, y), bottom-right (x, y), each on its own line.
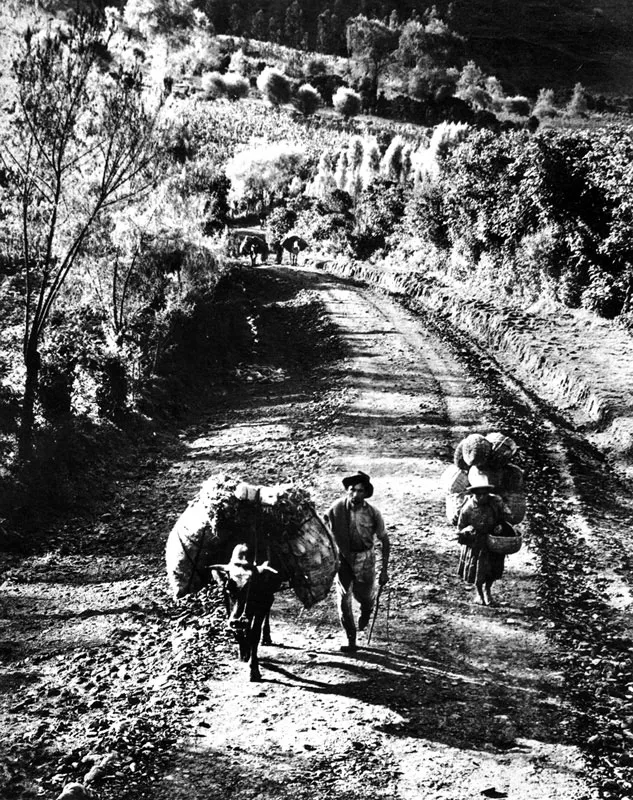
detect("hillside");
top-left (446, 0), bottom-right (633, 96)
top-left (4, 0), bottom-right (633, 98)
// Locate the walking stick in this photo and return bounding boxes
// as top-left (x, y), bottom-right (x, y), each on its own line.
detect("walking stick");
top-left (366, 582), bottom-right (384, 645)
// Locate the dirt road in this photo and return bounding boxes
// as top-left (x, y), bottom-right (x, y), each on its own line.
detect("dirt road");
top-left (157, 268), bottom-right (594, 800)
top-left (1, 265), bottom-right (619, 800)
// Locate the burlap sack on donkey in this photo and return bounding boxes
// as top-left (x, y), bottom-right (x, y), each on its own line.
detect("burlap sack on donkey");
top-left (165, 475), bottom-right (256, 599)
top-left (166, 477), bottom-right (338, 606)
top-left (258, 486), bottom-right (339, 609)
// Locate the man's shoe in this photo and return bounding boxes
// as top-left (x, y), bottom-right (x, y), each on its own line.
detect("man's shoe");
top-left (340, 642), bottom-right (357, 653)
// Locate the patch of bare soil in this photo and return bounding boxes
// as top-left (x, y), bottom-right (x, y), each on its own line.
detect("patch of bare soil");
top-left (1, 265), bottom-right (632, 800)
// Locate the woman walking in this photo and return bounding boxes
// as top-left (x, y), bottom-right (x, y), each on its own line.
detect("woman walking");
top-left (457, 474), bottom-right (513, 605)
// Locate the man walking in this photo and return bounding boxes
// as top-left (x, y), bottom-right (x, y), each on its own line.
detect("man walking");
top-left (325, 471), bottom-right (390, 653)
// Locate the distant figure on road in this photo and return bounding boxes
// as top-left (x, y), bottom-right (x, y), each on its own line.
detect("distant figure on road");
top-left (325, 471), bottom-right (390, 653)
top-left (282, 235), bottom-right (307, 266)
top-left (457, 474), bottom-right (512, 605)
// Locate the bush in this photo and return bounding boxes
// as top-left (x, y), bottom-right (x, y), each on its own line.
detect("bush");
top-left (332, 87), bottom-right (362, 118)
top-left (201, 70), bottom-right (226, 99)
top-left (295, 83), bottom-right (322, 116)
top-left (95, 355), bottom-right (128, 423)
top-left (504, 96), bottom-right (531, 116)
top-left (533, 88), bottom-right (558, 120)
top-left (223, 72), bottom-right (249, 100)
top-left (257, 66), bottom-right (291, 105)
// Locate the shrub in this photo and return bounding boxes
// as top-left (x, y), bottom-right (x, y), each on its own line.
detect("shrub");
top-left (201, 70), bottom-right (226, 99)
top-left (332, 87), bottom-right (362, 118)
top-left (504, 96), bottom-right (531, 117)
top-left (223, 72), bottom-right (249, 100)
top-left (566, 83), bottom-right (588, 118)
top-left (295, 83), bottom-right (322, 116)
top-left (257, 66), bottom-right (292, 105)
top-left (533, 88), bottom-right (558, 120)
top-left (95, 355), bottom-right (128, 423)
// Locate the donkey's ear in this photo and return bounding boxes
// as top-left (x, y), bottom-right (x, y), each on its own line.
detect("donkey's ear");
top-left (257, 561), bottom-right (278, 575)
top-left (209, 564), bottom-right (228, 580)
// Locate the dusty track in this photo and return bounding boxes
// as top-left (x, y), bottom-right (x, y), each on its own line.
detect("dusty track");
top-left (5, 264), bottom-right (630, 800)
top-left (157, 267), bottom-right (594, 800)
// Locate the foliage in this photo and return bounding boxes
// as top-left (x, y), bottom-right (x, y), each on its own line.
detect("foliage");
top-left (222, 71), bottom-right (250, 99)
top-left (257, 65), bottom-right (291, 105)
top-left (396, 10), bottom-right (464, 99)
top-left (394, 124), bottom-right (633, 316)
top-left (0, 12), bottom-right (164, 458)
top-left (503, 96), bottom-right (531, 117)
top-left (201, 69), bottom-right (226, 98)
top-left (124, 0), bottom-right (200, 37)
top-left (295, 83), bottom-right (322, 115)
top-left (345, 15), bottom-right (399, 105)
top-left (534, 88), bottom-right (559, 120)
top-left (225, 142), bottom-right (305, 210)
top-left (350, 177), bottom-right (406, 258)
top-left (265, 206), bottom-right (298, 244)
top-left (455, 61), bottom-right (490, 111)
top-left (566, 83), bottom-right (588, 118)
top-left (332, 86), bottom-right (361, 118)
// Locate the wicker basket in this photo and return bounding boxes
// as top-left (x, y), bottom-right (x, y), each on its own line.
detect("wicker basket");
top-left (441, 465), bottom-right (469, 494)
top-left (504, 491), bottom-right (527, 524)
top-left (445, 492), bottom-right (467, 525)
top-left (486, 522), bottom-right (522, 554)
top-left (486, 432), bottom-right (518, 466)
top-left (461, 434), bottom-right (492, 467)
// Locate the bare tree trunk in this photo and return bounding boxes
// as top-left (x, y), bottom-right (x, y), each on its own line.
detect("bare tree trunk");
top-left (18, 340), bottom-right (40, 461)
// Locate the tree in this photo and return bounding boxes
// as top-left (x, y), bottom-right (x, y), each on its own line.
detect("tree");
top-left (332, 86), bottom-right (362, 118)
top-left (317, 10), bottom-right (334, 53)
top-left (455, 60), bottom-right (490, 111)
top-left (201, 70), bottom-right (226, 99)
top-left (346, 15), bottom-right (399, 109)
top-left (566, 83), bottom-right (588, 117)
top-left (0, 14), bottom-right (163, 459)
top-left (284, 0), bottom-right (304, 49)
top-left (225, 142), bottom-right (305, 212)
top-left (294, 83), bottom-right (322, 116)
top-left (381, 135), bottom-right (405, 182)
top-left (257, 66), bottom-right (291, 106)
top-left (360, 137), bottom-right (380, 189)
top-left (251, 9), bottom-right (267, 41)
top-left (124, 0), bottom-right (197, 37)
top-left (534, 88), bottom-right (559, 120)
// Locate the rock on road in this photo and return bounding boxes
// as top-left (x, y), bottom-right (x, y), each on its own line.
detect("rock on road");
top-left (157, 266), bottom-right (594, 800)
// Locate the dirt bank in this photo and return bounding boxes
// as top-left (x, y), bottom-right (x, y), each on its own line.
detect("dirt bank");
top-left (321, 257), bottom-right (633, 476)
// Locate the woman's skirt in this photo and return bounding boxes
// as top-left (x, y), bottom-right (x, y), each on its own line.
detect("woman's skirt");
top-left (458, 543), bottom-right (505, 585)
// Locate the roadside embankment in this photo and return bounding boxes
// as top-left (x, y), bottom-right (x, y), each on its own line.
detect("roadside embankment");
top-left (320, 256), bottom-right (633, 475)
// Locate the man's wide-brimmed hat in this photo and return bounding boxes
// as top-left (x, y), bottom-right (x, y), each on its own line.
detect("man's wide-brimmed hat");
top-left (342, 470), bottom-right (374, 498)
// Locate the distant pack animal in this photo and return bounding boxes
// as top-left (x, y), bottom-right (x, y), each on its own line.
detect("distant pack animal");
top-left (210, 543), bottom-right (285, 682)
